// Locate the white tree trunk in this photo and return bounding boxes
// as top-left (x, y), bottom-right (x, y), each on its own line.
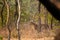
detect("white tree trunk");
top-left (16, 0), bottom-right (21, 30)
top-left (15, 0), bottom-right (21, 40)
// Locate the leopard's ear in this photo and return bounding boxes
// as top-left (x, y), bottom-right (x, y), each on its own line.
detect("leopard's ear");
top-left (39, 0), bottom-right (60, 21)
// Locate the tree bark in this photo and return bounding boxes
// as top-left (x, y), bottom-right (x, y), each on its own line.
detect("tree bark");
top-left (3, 0), bottom-right (11, 40)
top-left (44, 8), bottom-right (49, 29)
top-left (0, 4), bottom-right (5, 27)
top-left (38, 1), bottom-right (41, 32)
top-left (51, 16), bottom-right (54, 29)
top-left (15, 0), bottom-right (21, 40)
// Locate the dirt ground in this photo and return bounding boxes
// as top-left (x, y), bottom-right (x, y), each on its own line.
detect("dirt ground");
top-left (0, 23), bottom-right (59, 40)
top-left (3, 37), bottom-right (54, 40)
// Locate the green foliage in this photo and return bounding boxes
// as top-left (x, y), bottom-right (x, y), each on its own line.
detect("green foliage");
top-left (0, 35), bottom-right (3, 40)
top-left (0, 0), bottom-right (60, 28)
top-left (20, 11), bottom-right (30, 22)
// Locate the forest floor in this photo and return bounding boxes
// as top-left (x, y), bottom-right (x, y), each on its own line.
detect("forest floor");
top-left (3, 37), bottom-right (54, 40)
top-left (0, 22), bottom-right (60, 40)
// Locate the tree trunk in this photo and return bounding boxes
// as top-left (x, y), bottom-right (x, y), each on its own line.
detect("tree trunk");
top-left (3, 0), bottom-right (11, 40)
top-left (51, 16), bottom-right (53, 29)
top-left (44, 8), bottom-right (49, 29)
top-left (0, 4), bottom-right (5, 27)
top-left (15, 0), bottom-right (21, 40)
top-left (38, 1), bottom-right (41, 32)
